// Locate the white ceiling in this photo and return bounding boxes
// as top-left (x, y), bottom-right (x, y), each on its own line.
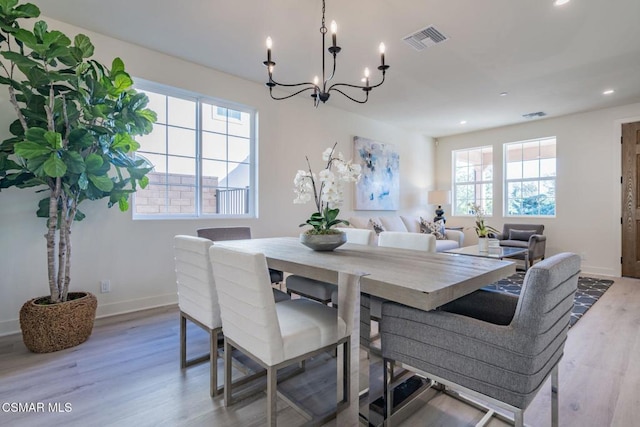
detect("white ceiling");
top-left (31, 0), bottom-right (640, 137)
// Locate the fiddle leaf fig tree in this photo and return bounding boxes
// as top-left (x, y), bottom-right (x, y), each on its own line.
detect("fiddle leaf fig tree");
top-left (0, 1), bottom-right (156, 303)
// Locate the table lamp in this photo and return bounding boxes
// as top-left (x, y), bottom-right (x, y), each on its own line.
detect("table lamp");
top-left (428, 190), bottom-right (451, 223)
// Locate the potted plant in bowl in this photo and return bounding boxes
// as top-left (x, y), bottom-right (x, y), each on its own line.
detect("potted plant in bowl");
top-left (0, 1), bottom-right (156, 352)
top-left (469, 203), bottom-right (499, 252)
top-left (294, 143), bottom-right (361, 251)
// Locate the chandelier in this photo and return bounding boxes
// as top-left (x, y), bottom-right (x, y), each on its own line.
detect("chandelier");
top-left (263, 0), bottom-right (389, 107)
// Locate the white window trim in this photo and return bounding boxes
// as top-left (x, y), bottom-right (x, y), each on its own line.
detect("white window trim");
top-left (452, 145), bottom-right (494, 217)
top-left (503, 136), bottom-right (556, 218)
top-left (131, 78), bottom-right (258, 220)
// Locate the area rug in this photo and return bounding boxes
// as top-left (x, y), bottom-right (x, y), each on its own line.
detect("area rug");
top-left (489, 273), bottom-right (614, 327)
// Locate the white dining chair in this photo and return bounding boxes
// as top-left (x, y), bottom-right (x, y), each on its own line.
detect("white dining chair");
top-left (209, 245), bottom-right (350, 426)
top-left (174, 235), bottom-right (222, 397)
top-left (174, 235), bottom-right (289, 397)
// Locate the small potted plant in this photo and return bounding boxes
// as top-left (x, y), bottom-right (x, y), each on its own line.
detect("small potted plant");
top-left (294, 143), bottom-right (361, 250)
top-left (0, 1), bottom-right (156, 352)
top-left (469, 203), bottom-right (499, 252)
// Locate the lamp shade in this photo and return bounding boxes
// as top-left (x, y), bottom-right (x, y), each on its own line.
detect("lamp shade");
top-left (428, 190), bottom-right (451, 206)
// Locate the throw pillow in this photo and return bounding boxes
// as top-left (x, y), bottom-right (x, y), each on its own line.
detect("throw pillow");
top-left (419, 217), bottom-right (446, 240)
top-left (508, 229), bottom-right (537, 241)
top-left (368, 219), bottom-right (385, 235)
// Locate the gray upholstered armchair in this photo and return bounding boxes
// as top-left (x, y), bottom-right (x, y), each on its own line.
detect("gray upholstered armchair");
top-left (494, 223), bottom-right (546, 269)
top-left (380, 253), bottom-right (581, 426)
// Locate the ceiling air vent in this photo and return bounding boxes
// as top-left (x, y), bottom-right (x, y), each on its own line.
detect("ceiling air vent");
top-left (403, 25), bottom-right (448, 51)
top-left (522, 111), bottom-right (547, 119)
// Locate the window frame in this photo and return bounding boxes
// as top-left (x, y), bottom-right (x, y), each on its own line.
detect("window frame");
top-left (132, 79), bottom-right (258, 220)
top-left (451, 145), bottom-right (494, 217)
top-left (503, 136), bottom-right (556, 218)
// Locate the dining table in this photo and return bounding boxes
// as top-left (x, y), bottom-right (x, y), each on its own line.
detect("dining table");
top-left (216, 236), bottom-right (516, 426)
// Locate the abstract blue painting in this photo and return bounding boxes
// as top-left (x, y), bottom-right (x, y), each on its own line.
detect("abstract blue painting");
top-left (353, 136), bottom-right (399, 210)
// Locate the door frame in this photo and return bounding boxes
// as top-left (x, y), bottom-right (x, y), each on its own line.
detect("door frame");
top-left (616, 115), bottom-right (640, 277)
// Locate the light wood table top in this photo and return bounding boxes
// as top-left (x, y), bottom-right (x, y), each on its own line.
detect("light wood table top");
top-left (216, 237), bottom-right (516, 311)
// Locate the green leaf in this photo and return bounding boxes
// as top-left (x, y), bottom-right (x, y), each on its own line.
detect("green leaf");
top-left (33, 20), bottom-right (47, 42)
top-left (78, 172), bottom-right (88, 190)
top-left (42, 30), bottom-right (70, 49)
top-left (0, 51), bottom-right (40, 69)
top-left (26, 155), bottom-right (47, 176)
top-left (14, 141), bottom-right (51, 159)
top-left (68, 129), bottom-right (94, 149)
top-left (24, 127), bottom-right (47, 144)
top-left (88, 173), bottom-right (113, 192)
top-left (139, 175), bottom-right (149, 189)
top-left (111, 132), bottom-right (134, 151)
top-left (111, 57), bottom-right (125, 75)
top-left (0, 0), bottom-right (19, 11)
top-left (13, 3), bottom-right (39, 18)
top-left (43, 153), bottom-right (67, 177)
top-left (118, 197), bottom-right (128, 211)
top-left (62, 151), bottom-right (85, 174)
top-left (74, 34), bottom-right (94, 58)
top-left (112, 73), bottom-right (133, 95)
top-left (85, 153), bottom-right (103, 173)
top-left (44, 131), bottom-right (62, 149)
top-left (12, 28), bottom-right (37, 48)
top-left (36, 197), bottom-right (49, 218)
top-left (138, 108), bottom-right (157, 124)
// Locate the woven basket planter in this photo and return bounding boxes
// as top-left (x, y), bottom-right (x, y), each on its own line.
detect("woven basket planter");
top-left (19, 292), bottom-right (98, 353)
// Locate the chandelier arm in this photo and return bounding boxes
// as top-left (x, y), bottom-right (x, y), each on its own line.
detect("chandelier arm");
top-left (327, 71), bottom-right (387, 92)
top-left (330, 87), bottom-right (369, 104)
top-left (324, 53), bottom-right (338, 86)
top-left (268, 77), bottom-right (317, 88)
top-left (269, 86), bottom-right (316, 101)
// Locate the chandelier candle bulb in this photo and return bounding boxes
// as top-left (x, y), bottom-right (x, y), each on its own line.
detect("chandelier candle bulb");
top-left (364, 67), bottom-right (370, 87)
top-left (379, 42), bottom-right (385, 66)
top-left (266, 37), bottom-right (272, 63)
top-left (331, 20), bottom-right (337, 48)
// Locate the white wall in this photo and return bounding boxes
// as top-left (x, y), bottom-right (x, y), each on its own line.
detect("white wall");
top-left (436, 103), bottom-right (640, 277)
top-left (0, 18), bottom-right (434, 336)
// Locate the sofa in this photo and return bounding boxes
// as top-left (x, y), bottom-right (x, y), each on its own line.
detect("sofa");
top-left (347, 215), bottom-right (464, 252)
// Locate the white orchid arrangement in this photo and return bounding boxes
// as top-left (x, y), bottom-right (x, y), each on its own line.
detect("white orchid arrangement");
top-left (294, 143), bottom-right (361, 234)
top-left (469, 202), bottom-right (499, 238)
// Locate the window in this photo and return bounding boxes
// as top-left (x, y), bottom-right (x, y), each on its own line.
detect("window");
top-left (452, 146), bottom-right (493, 215)
top-left (132, 81), bottom-right (256, 219)
top-left (504, 137), bottom-right (556, 216)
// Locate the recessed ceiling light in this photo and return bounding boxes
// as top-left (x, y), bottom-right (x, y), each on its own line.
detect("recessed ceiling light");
top-left (460, 120), bottom-right (467, 125)
top-left (603, 89), bottom-right (615, 95)
top-left (499, 92), bottom-right (508, 97)
top-left (554, 0), bottom-right (570, 6)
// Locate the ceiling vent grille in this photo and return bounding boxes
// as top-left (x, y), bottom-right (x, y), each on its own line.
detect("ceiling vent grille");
top-left (403, 25), bottom-right (448, 51)
top-left (522, 111), bottom-right (547, 119)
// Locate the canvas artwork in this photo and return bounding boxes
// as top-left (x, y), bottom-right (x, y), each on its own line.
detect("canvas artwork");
top-left (353, 136), bottom-right (399, 210)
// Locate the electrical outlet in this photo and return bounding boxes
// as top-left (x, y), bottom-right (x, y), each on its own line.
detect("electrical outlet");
top-left (100, 280), bottom-right (111, 293)
top-left (580, 253), bottom-right (587, 261)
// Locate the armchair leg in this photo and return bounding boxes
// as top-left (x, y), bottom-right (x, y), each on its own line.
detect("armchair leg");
top-left (180, 313), bottom-right (187, 369)
top-left (267, 366), bottom-right (277, 427)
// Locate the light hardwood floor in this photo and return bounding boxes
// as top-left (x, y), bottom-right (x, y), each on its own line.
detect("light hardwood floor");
top-left (0, 276), bottom-right (638, 427)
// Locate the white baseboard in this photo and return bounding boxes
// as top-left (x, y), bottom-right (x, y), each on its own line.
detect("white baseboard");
top-left (95, 293), bottom-right (178, 319)
top-left (0, 293), bottom-right (178, 337)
